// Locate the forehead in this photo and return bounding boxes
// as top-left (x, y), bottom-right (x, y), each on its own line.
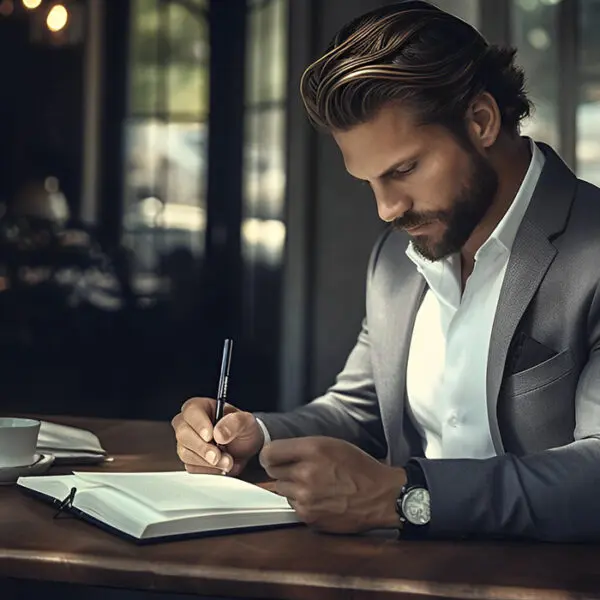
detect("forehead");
top-left (332, 104), bottom-right (456, 179)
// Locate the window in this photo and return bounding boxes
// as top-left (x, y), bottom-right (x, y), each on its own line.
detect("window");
top-left (511, 0), bottom-right (600, 187)
top-left (242, 0), bottom-right (288, 339)
top-left (123, 0), bottom-right (209, 293)
top-left (511, 0), bottom-right (561, 149)
top-left (577, 0), bottom-right (600, 186)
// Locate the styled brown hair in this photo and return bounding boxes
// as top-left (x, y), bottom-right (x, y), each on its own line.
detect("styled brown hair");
top-left (301, 1), bottom-right (532, 135)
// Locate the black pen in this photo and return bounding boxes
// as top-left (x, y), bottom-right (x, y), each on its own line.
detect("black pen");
top-left (215, 338), bottom-right (233, 425)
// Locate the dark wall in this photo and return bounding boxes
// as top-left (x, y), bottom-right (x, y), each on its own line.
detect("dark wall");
top-left (306, 0), bottom-right (388, 399)
top-left (0, 15), bottom-right (84, 211)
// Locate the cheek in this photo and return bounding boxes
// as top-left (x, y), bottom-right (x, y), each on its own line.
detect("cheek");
top-left (409, 152), bottom-right (470, 210)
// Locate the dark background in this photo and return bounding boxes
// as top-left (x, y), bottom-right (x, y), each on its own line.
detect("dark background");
top-left (0, 0), bottom-right (596, 423)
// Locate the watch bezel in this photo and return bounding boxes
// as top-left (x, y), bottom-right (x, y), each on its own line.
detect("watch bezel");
top-left (399, 486), bottom-right (431, 526)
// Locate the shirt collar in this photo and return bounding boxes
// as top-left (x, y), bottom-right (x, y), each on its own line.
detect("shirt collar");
top-left (405, 138), bottom-right (545, 269)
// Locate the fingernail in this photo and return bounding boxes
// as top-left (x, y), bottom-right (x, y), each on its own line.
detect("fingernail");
top-left (219, 426), bottom-right (230, 440)
top-left (217, 455), bottom-right (232, 471)
top-left (206, 450), bottom-right (217, 465)
top-left (200, 429), bottom-right (210, 442)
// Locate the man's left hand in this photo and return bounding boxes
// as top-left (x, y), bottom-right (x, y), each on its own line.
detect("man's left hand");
top-left (259, 436), bottom-right (407, 533)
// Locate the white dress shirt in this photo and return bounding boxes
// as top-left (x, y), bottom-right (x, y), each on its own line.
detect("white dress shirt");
top-left (405, 139), bottom-right (545, 459)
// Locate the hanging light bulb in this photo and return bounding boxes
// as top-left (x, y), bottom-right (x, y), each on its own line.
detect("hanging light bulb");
top-left (22, 0), bottom-right (42, 9)
top-left (46, 3), bottom-right (68, 32)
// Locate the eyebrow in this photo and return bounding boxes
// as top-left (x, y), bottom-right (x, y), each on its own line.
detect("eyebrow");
top-left (348, 154), bottom-right (419, 182)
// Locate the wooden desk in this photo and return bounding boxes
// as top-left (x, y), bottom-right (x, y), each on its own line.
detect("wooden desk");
top-left (1, 416), bottom-right (599, 600)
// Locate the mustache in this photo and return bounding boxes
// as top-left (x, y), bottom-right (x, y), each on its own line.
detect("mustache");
top-left (392, 211), bottom-right (447, 230)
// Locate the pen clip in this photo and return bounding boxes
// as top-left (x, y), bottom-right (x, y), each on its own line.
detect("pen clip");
top-left (53, 486), bottom-right (77, 519)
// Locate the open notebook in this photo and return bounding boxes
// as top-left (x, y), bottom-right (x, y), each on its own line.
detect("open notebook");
top-left (17, 471), bottom-right (301, 542)
top-left (37, 421), bottom-right (107, 464)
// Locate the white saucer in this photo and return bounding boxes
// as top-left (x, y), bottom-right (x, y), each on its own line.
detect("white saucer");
top-left (0, 453), bottom-right (55, 485)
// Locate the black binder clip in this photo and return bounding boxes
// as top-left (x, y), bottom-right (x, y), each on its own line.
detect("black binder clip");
top-left (53, 487), bottom-right (77, 519)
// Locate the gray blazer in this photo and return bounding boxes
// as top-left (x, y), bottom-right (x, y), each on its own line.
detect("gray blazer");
top-left (257, 143), bottom-right (600, 541)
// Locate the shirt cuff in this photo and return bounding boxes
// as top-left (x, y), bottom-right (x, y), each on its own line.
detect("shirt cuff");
top-left (255, 417), bottom-right (272, 446)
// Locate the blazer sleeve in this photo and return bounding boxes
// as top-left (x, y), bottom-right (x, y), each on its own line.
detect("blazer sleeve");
top-left (413, 283), bottom-right (600, 542)
top-left (254, 233), bottom-right (389, 460)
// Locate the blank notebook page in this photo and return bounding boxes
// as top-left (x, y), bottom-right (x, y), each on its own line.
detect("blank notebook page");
top-left (73, 471), bottom-right (292, 512)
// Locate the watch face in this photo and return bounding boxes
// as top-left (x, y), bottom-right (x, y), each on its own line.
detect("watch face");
top-left (402, 488), bottom-right (431, 525)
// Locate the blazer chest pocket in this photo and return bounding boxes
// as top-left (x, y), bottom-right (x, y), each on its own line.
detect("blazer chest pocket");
top-left (499, 348), bottom-right (577, 454)
top-left (506, 348), bottom-right (575, 396)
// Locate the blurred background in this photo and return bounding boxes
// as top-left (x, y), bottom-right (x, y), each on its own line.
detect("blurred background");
top-left (0, 0), bottom-right (597, 421)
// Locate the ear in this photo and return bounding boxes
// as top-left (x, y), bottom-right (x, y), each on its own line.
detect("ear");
top-left (466, 92), bottom-right (501, 150)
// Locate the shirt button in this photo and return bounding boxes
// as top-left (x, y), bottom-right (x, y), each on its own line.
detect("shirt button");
top-left (449, 414), bottom-right (459, 427)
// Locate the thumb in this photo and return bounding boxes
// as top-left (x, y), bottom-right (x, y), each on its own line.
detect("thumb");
top-left (214, 411), bottom-right (256, 445)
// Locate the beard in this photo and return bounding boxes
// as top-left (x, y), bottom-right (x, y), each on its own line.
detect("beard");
top-left (393, 148), bottom-right (499, 262)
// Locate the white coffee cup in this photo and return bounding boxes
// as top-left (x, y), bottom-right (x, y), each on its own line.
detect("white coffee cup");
top-left (0, 418), bottom-right (41, 468)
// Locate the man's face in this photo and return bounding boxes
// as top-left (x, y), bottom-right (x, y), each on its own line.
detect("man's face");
top-left (333, 103), bottom-right (498, 261)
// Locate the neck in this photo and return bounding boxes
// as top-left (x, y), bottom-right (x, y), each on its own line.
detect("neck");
top-left (460, 135), bottom-right (532, 276)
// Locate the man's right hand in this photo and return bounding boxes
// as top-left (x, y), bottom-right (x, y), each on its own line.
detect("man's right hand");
top-left (171, 397), bottom-right (264, 476)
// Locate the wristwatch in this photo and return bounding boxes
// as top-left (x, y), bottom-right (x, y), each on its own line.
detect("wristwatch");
top-left (396, 462), bottom-right (431, 531)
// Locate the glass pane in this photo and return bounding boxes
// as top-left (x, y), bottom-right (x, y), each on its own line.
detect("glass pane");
top-left (167, 64), bottom-right (209, 116)
top-left (167, 1), bottom-right (209, 116)
top-left (511, 0), bottom-right (560, 148)
top-left (242, 107), bottom-right (286, 266)
top-left (577, 83), bottom-right (600, 186)
top-left (242, 0), bottom-right (288, 347)
top-left (579, 0), bottom-right (600, 80)
top-left (123, 119), bottom-right (208, 282)
top-left (129, 0), bottom-right (160, 113)
top-left (246, 0), bottom-right (288, 104)
top-left (577, 0), bottom-right (600, 187)
top-left (168, 0), bottom-right (208, 62)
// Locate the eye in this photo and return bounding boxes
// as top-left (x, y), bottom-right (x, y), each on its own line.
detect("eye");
top-left (389, 163), bottom-right (417, 179)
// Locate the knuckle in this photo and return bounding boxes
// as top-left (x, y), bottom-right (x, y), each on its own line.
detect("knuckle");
top-left (296, 464), bottom-right (313, 482)
top-left (258, 448), bottom-right (270, 469)
top-left (183, 397), bottom-right (208, 418)
top-left (181, 397), bottom-right (197, 412)
top-left (177, 444), bottom-right (190, 462)
top-left (295, 505), bottom-right (316, 524)
top-left (296, 488), bottom-right (312, 505)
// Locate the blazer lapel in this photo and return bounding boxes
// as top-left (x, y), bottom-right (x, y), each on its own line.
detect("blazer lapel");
top-left (375, 255), bottom-right (426, 465)
top-left (486, 143), bottom-right (578, 454)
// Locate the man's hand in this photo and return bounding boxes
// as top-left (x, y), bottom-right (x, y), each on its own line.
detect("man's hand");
top-left (259, 436), bottom-right (407, 533)
top-left (171, 397), bottom-right (264, 476)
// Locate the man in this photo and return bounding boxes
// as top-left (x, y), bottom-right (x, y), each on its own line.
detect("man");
top-left (172, 1), bottom-right (600, 541)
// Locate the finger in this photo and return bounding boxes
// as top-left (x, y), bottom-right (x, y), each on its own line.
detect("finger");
top-left (274, 480), bottom-right (301, 502)
top-left (180, 397), bottom-right (217, 442)
top-left (261, 462), bottom-right (305, 482)
top-left (185, 463), bottom-right (228, 475)
top-left (214, 411), bottom-right (255, 445)
top-left (175, 421), bottom-right (231, 468)
top-left (178, 442), bottom-right (235, 473)
top-left (172, 416), bottom-right (206, 453)
top-left (223, 460), bottom-right (246, 478)
top-left (259, 438), bottom-right (315, 470)
top-left (177, 438), bottom-right (222, 468)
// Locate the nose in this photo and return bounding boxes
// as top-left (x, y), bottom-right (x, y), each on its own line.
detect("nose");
top-left (372, 183), bottom-right (412, 223)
